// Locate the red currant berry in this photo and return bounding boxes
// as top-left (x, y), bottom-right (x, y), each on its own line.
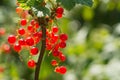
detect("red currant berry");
top-left (59, 66), bottom-right (67, 74)
top-left (60, 33), bottom-right (68, 41)
top-left (18, 28), bottom-right (25, 35)
top-left (59, 41), bottom-right (66, 48)
top-left (56, 7), bottom-right (64, 14)
top-left (56, 13), bottom-right (62, 18)
top-left (54, 66), bottom-right (60, 73)
top-left (26, 37), bottom-right (34, 46)
top-left (30, 20), bottom-right (35, 26)
top-left (59, 54), bottom-right (66, 62)
top-left (30, 47), bottom-right (39, 55)
top-left (13, 43), bottom-right (21, 52)
top-left (54, 43), bottom-right (60, 50)
top-left (8, 35), bottom-right (16, 44)
top-left (34, 37), bottom-right (41, 44)
top-left (46, 43), bottom-right (52, 50)
top-left (35, 23), bottom-right (40, 28)
top-left (18, 39), bottom-right (26, 45)
top-left (52, 50), bottom-right (60, 57)
top-left (21, 19), bottom-right (27, 26)
top-left (27, 59), bottom-right (36, 68)
top-left (51, 60), bottom-right (58, 66)
top-left (52, 26), bottom-right (58, 33)
top-left (52, 35), bottom-right (59, 42)
top-left (27, 25), bottom-right (34, 32)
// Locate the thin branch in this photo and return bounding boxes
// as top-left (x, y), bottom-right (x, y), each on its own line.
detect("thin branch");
top-left (34, 18), bottom-right (46, 80)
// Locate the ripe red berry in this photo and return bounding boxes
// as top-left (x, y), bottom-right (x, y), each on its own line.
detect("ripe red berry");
top-left (8, 35), bottom-right (16, 44)
top-left (51, 60), bottom-right (58, 66)
top-left (52, 26), bottom-right (58, 33)
top-left (60, 33), bottom-right (68, 41)
top-left (59, 41), bottom-right (66, 48)
top-left (52, 50), bottom-right (60, 57)
top-left (56, 7), bottom-right (64, 14)
top-left (35, 23), bottom-right (40, 28)
top-left (30, 47), bottom-right (39, 55)
top-left (30, 20), bottom-right (35, 26)
top-left (59, 54), bottom-right (66, 62)
top-left (27, 25), bottom-right (34, 32)
top-left (27, 59), bottom-right (36, 68)
top-left (13, 43), bottom-right (21, 52)
top-left (54, 66), bottom-right (60, 73)
top-left (18, 39), bottom-right (26, 45)
top-left (21, 19), bottom-right (27, 26)
top-left (26, 37), bottom-right (34, 46)
top-left (56, 13), bottom-right (62, 18)
top-left (18, 28), bottom-right (25, 35)
top-left (50, 35), bottom-right (58, 44)
top-left (59, 66), bottom-right (67, 74)
top-left (46, 43), bottom-right (52, 50)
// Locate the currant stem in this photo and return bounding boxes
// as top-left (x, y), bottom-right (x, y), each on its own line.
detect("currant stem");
top-left (34, 20), bottom-right (46, 80)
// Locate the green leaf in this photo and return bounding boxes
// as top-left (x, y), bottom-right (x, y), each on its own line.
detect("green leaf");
top-left (57, 0), bottom-right (93, 10)
top-left (57, 0), bottom-right (76, 10)
top-left (75, 0), bottom-right (93, 7)
top-left (26, 0), bottom-right (35, 7)
top-left (17, 0), bottom-right (28, 3)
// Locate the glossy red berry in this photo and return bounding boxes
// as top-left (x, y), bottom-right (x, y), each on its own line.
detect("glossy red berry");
top-left (27, 25), bottom-right (34, 32)
top-left (27, 59), bottom-right (36, 68)
top-left (18, 39), bottom-right (26, 45)
top-left (30, 47), bottom-right (39, 55)
top-left (26, 37), bottom-right (34, 46)
top-left (59, 41), bottom-right (66, 48)
top-left (35, 23), bottom-right (40, 28)
top-left (21, 19), bottom-right (27, 26)
top-left (60, 33), bottom-right (68, 41)
top-left (8, 35), bottom-right (16, 44)
top-left (18, 28), bottom-right (25, 35)
top-left (51, 60), bottom-right (58, 66)
top-left (59, 54), bottom-right (66, 62)
top-left (52, 50), bottom-right (60, 57)
top-left (59, 66), bottom-right (67, 74)
top-left (13, 43), bottom-right (21, 52)
top-left (50, 35), bottom-right (59, 44)
top-left (54, 66), bottom-right (60, 73)
top-left (56, 13), bottom-right (62, 18)
top-left (56, 7), bottom-right (64, 14)
top-left (46, 43), bottom-right (52, 50)
top-left (52, 26), bottom-right (58, 33)
top-left (30, 20), bottom-right (35, 26)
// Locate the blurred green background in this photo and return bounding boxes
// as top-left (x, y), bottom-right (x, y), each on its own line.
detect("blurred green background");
top-left (1, 0), bottom-right (120, 80)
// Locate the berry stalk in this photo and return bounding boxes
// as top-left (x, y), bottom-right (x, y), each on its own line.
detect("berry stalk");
top-left (34, 18), bottom-right (46, 80)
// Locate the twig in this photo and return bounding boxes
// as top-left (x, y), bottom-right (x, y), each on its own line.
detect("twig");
top-left (34, 18), bottom-right (46, 80)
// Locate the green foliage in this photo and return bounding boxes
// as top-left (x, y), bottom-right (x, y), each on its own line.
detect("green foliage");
top-left (57, 0), bottom-right (76, 10)
top-left (17, 0), bottom-right (28, 3)
top-left (76, 0), bottom-right (93, 7)
top-left (57, 0), bottom-right (93, 10)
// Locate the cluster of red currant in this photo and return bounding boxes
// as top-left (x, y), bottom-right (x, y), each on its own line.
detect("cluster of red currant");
top-left (8, 18), bottom-right (41, 68)
top-left (8, 2), bottom-right (67, 75)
